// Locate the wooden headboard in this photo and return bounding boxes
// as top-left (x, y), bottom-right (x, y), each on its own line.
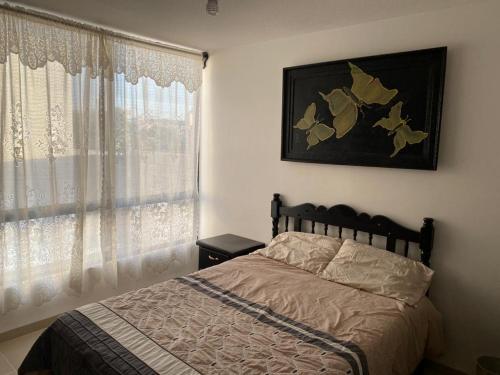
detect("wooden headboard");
top-left (270, 193), bottom-right (435, 267)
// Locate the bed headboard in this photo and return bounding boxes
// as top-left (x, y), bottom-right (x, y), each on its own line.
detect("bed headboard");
top-left (270, 193), bottom-right (434, 267)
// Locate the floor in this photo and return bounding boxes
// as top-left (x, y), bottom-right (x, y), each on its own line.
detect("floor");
top-left (0, 329), bottom-right (44, 375)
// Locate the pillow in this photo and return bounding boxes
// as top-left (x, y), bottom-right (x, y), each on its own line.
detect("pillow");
top-left (319, 239), bottom-right (433, 305)
top-left (254, 231), bottom-right (342, 274)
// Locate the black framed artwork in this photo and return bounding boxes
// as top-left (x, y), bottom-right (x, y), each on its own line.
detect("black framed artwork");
top-left (281, 47), bottom-right (446, 170)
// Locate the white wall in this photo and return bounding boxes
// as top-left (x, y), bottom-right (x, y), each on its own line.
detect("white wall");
top-left (200, 1), bottom-right (500, 373)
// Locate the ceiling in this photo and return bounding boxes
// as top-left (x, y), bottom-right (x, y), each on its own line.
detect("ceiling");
top-left (14, 0), bottom-right (480, 51)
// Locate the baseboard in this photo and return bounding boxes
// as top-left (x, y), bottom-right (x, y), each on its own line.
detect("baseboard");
top-left (0, 315), bottom-right (56, 343)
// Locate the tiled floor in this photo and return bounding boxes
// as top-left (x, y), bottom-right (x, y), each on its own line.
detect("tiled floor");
top-left (0, 329), bottom-right (45, 375)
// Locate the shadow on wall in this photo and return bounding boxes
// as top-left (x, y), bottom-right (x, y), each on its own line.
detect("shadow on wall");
top-left (430, 219), bottom-right (500, 370)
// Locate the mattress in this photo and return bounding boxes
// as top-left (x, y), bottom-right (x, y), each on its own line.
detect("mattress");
top-left (20, 254), bottom-right (444, 375)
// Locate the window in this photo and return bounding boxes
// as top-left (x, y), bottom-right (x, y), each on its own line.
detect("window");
top-left (0, 7), bottom-right (202, 313)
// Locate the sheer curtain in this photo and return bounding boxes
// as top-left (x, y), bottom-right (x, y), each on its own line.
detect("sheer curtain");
top-left (0, 8), bottom-right (202, 314)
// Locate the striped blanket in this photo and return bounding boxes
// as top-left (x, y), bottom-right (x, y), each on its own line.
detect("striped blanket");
top-left (20, 255), bottom-right (443, 375)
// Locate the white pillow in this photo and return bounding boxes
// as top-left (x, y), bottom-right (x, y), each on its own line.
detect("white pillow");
top-left (254, 231), bottom-right (342, 275)
top-left (319, 239), bottom-right (434, 306)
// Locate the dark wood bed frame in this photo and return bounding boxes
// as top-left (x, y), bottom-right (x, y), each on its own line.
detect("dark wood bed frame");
top-left (271, 193), bottom-right (434, 267)
top-left (271, 193), bottom-right (437, 375)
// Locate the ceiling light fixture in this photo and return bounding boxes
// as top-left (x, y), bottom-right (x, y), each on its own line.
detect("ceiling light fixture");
top-left (206, 0), bottom-right (219, 16)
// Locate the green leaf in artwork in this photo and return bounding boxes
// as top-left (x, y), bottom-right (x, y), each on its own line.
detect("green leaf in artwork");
top-left (319, 89), bottom-right (358, 138)
top-left (296, 62), bottom-right (401, 151)
top-left (348, 62), bottom-right (398, 106)
top-left (294, 103), bottom-right (317, 130)
top-left (374, 101), bottom-right (428, 157)
top-left (390, 125), bottom-right (428, 157)
top-left (318, 62), bottom-right (399, 139)
top-left (306, 123), bottom-right (335, 149)
top-left (373, 101), bottom-right (404, 132)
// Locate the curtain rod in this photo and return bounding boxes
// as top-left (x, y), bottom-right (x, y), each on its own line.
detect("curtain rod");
top-left (0, 2), bottom-right (205, 58)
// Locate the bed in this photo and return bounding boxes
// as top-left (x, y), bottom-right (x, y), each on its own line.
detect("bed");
top-left (19, 193), bottom-right (443, 375)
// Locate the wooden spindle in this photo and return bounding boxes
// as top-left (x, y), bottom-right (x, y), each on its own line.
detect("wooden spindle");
top-left (324, 224), bottom-right (328, 235)
top-left (312, 221), bottom-right (316, 234)
top-left (353, 230), bottom-right (358, 240)
top-left (386, 236), bottom-right (396, 252)
top-left (285, 216), bottom-right (289, 232)
top-left (338, 227), bottom-right (342, 238)
top-left (369, 233), bottom-right (373, 245)
top-left (294, 218), bottom-right (302, 232)
top-left (404, 241), bottom-right (410, 257)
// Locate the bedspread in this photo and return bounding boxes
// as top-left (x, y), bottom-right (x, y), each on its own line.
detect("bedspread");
top-left (20, 254), bottom-right (444, 375)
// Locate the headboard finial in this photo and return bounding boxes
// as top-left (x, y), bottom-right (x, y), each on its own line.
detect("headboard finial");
top-left (420, 218), bottom-right (435, 267)
top-left (271, 193), bottom-right (282, 238)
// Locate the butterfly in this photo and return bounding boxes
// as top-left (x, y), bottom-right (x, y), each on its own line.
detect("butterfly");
top-left (319, 62), bottom-right (398, 138)
top-left (294, 102), bottom-right (335, 149)
top-left (373, 101), bottom-right (428, 157)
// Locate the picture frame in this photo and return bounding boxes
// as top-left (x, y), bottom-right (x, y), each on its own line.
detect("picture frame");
top-left (281, 47), bottom-right (447, 170)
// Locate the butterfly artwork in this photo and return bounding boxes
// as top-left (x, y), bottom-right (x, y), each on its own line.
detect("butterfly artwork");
top-left (319, 62), bottom-right (398, 139)
top-left (294, 62), bottom-right (399, 149)
top-left (282, 47), bottom-right (446, 169)
top-left (293, 103), bottom-right (335, 149)
top-left (373, 101), bottom-right (428, 157)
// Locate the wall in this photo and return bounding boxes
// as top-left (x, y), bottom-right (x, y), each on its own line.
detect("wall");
top-left (200, 1), bottom-right (500, 373)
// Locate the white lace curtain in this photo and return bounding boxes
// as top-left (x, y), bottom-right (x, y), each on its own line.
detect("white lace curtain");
top-left (0, 8), bottom-right (202, 313)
